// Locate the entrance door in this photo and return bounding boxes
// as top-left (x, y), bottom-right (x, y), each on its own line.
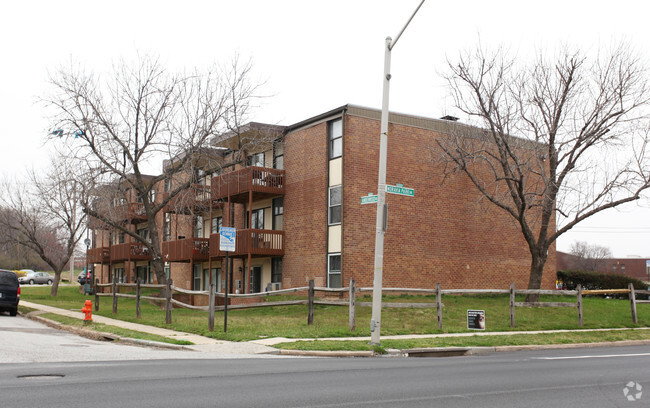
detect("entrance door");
top-left (250, 267), bottom-right (262, 293)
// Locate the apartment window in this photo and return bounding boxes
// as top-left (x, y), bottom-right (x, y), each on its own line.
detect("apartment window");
top-left (137, 227), bottom-right (150, 242)
top-left (273, 140), bottom-right (284, 170)
top-left (328, 119), bottom-right (343, 159)
top-left (163, 213), bottom-right (171, 241)
top-left (149, 189), bottom-right (156, 203)
top-left (164, 178), bottom-right (171, 192)
top-left (247, 208), bottom-right (264, 229)
top-left (164, 263), bottom-right (170, 280)
top-left (328, 254), bottom-right (341, 288)
top-left (328, 186), bottom-right (342, 225)
top-left (113, 267), bottom-right (125, 284)
top-left (272, 197), bottom-right (284, 230)
top-left (248, 152), bottom-right (265, 167)
top-left (193, 264), bottom-right (201, 291)
top-left (118, 232), bottom-right (125, 244)
top-left (272, 257), bottom-right (282, 284)
top-left (194, 215), bottom-right (203, 238)
top-left (212, 268), bottom-right (222, 292)
top-left (212, 216), bottom-right (222, 234)
top-left (621, 264), bottom-right (626, 274)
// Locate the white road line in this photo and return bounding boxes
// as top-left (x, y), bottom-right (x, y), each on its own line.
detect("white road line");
top-left (534, 352), bottom-right (650, 360)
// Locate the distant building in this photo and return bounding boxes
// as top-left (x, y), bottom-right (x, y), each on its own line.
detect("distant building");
top-left (557, 251), bottom-right (650, 282)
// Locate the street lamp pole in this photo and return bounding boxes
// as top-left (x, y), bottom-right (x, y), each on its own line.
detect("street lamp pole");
top-left (370, 0), bottom-right (425, 346)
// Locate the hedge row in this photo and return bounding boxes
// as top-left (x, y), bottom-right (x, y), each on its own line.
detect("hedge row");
top-left (557, 270), bottom-right (647, 291)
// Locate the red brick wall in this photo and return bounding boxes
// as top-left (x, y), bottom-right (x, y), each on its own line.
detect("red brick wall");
top-left (283, 122), bottom-right (330, 288)
top-left (341, 115), bottom-right (556, 290)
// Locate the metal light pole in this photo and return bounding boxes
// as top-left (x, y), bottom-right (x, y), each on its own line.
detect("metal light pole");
top-left (370, 0), bottom-right (425, 346)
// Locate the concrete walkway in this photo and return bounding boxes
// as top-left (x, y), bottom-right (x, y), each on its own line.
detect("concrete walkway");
top-left (20, 301), bottom-right (277, 355)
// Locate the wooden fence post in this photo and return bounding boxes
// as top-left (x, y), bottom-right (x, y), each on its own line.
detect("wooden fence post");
top-left (436, 283), bottom-right (442, 329)
top-left (209, 283), bottom-right (216, 332)
top-left (136, 278), bottom-right (141, 319)
top-left (349, 279), bottom-right (356, 332)
top-left (307, 279), bottom-right (314, 325)
top-left (94, 278), bottom-right (99, 312)
top-left (509, 283), bottom-right (515, 328)
top-left (630, 283), bottom-right (638, 324)
top-left (112, 279), bottom-right (118, 315)
top-left (577, 284), bottom-right (583, 326)
top-left (165, 279), bottom-right (173, 324)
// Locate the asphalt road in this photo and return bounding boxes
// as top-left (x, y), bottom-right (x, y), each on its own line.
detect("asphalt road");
top-left (2, 330), bottom-right (650, 408)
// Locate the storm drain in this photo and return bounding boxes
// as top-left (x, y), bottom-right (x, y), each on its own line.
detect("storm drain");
top-left (18, 374), bottom-right (65, 380)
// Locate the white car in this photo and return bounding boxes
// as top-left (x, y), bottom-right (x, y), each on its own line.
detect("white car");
top-left (18, 271), bottom-right (53, 285)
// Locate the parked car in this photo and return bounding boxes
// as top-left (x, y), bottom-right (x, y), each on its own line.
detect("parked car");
top-left (77, 270), bottom-right (92, 285)
top-left (18, 271), bottom-right (53, 285)
top-left (0, 269), bottom-right (20, 316)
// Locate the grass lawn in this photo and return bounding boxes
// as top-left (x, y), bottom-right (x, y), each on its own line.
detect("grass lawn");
top-left (20, 286), bottom-right (650, 343)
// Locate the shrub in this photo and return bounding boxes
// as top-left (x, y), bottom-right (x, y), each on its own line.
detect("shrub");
top-left (557, 270), bottom-right (647, 291)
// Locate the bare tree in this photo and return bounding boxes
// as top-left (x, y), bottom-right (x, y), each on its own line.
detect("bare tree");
top-left (43, 54), bottom-right (262, 285)
top-left (569, 241), bottom-right (613, 272)
top-left (0, 157), bottom-right (88, 296)
top-left (435, 44), bottom-right (650, 297)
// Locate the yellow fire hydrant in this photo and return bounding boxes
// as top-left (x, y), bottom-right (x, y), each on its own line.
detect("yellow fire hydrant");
top-left (81, 300), bottom-right (93, 324)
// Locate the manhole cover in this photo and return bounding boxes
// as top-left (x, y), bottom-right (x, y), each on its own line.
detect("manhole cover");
top-left (18, 374), bottom-right (65, 380)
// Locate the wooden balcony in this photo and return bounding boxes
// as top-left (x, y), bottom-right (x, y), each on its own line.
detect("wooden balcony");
top-left (212, 167), bottom-right (285, 202)
top-left (110, 242), bottom-right (152, 262)
top-left (163, 184), bottom-right (215, 214)
top-left (113, 203), bottom-right (148, 223)
top-left (209, 229), bottom-right (284, 258)
top-left (87, 247), bottom-right (110, 263)
top-left (162, 238), bottom-right (210, 262)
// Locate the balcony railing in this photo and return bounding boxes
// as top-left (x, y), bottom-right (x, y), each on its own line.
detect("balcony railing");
top-left (209, 229), bottom-right (284, 258)
top-left (163, 184), bottom-right (213, 213)
top-left (110, 242), bottom-right (152, 262)
top-left (212, 167), bottom-right (285, 201)
top-left (87, 247), bottom-right (110, 263)
top-left (162, 238), bottom-right (210, 262)
top-left (112, 203), bottom-right (147, 222)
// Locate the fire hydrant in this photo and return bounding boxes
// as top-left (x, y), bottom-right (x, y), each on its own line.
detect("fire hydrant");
top-left (81, 300), bottom-right (93, 324)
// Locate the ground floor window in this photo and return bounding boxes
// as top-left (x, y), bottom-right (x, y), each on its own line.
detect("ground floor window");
top-left (113, 267), bottom-right (125, 283)
top-left (164, 263), bottom-right (170, 280)
top-left (212, 268), bottom-right (222, 292)
top-left (136, 264), bottom-right (152, 284)
top-left (272, 257), bottom-right (282, 284)
top-left (193, 264), bottom-right (201, 291)
top-left (328, 253), bottom-right (341, 288)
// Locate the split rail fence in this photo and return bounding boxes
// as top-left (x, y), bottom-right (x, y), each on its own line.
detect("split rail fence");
top-left (94, 279), bottom-right (650, 332)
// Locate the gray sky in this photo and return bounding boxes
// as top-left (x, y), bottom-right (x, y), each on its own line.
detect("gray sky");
top-left (1, 0), bottom-right (649, 257)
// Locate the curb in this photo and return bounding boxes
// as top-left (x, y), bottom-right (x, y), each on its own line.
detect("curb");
top-left (24, 312), bottom-right (195, 351)
top-left (277, 350), bottom-right (375, 357)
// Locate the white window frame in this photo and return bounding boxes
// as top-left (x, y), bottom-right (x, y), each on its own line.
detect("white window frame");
top-left (328, 186), bottom-right (342, 225)
top-left (327, 253), bottom-right (342, 288)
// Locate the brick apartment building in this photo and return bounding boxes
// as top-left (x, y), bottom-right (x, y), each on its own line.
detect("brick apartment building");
top-left (87, 104), bottom-right (557, 296)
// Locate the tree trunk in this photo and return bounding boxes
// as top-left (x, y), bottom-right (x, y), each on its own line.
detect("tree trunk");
top-left (525, 253), bottom-right (547, 302)
top-left (50, 271), bottom-right (62, 297)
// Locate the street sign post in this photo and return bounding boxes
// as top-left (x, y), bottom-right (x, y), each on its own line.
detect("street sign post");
top-left (219, 227), bottom-right (236, 332)
top-left (385, 183), bottom-right (414, 197)
top-left (361, 193), bottom-right (379, 205)
top-left (220, 227), bottom-right (236, 252)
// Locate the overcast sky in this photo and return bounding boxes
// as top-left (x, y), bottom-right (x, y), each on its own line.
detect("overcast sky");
top-left (1, 0), bottom-right (649, 257)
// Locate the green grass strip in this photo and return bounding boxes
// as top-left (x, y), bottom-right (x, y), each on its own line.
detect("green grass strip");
top-left (274, 329), bottom-right (650, 351)
top-left (39, 313), bottom-right (193, 346)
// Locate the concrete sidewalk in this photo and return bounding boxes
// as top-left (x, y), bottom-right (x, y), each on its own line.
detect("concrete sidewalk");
top-left (20, 301), bottom-right (278, 355)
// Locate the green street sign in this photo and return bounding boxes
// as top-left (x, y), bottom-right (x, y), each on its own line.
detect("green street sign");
top-left (385, 183), bottom-right (414, 197)
top-left (361, 193), bottom-right (378, 205)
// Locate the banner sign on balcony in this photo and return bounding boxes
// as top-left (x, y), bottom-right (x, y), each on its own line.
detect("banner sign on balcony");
top-left (220, 227), bottom-right (236, 252)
